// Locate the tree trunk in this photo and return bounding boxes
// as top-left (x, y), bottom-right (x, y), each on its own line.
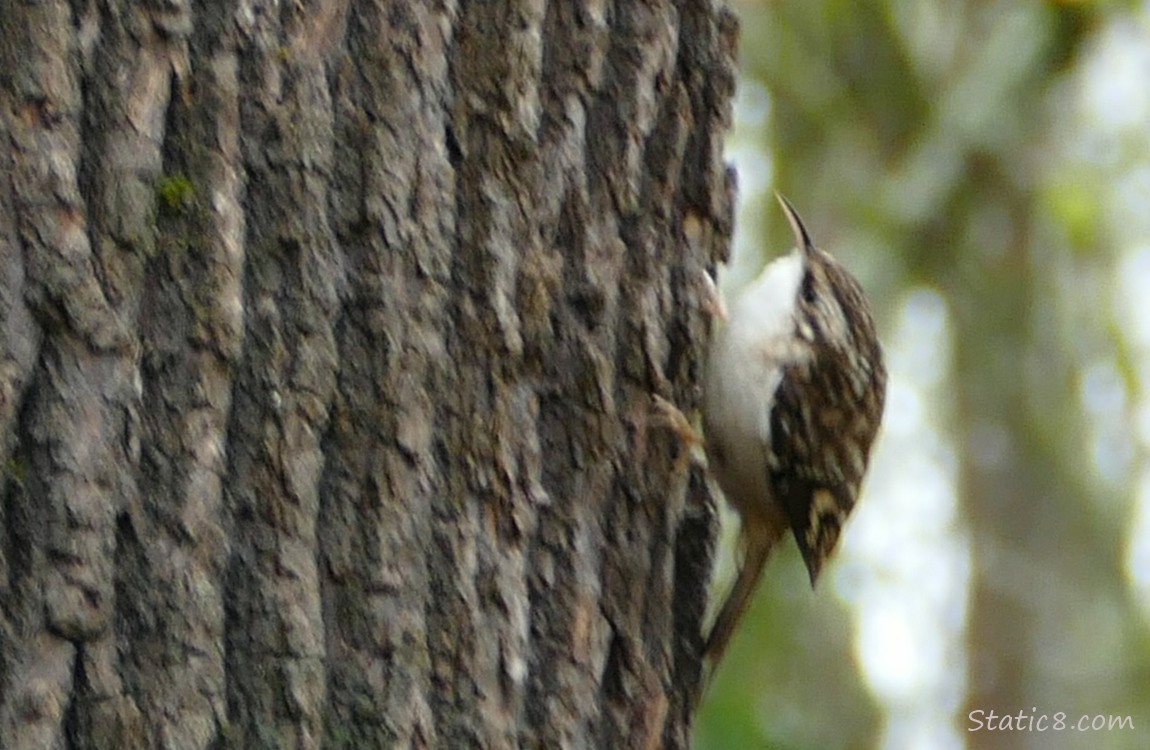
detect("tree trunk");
top-left (0, 0), bottom-right (737, 748)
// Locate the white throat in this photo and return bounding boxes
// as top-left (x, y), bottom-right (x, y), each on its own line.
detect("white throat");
top-left (726, 249), bottom-right (805, 347)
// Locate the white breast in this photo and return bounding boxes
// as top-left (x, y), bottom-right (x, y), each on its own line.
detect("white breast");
top-left (703, 250), bottom-right (807, 513)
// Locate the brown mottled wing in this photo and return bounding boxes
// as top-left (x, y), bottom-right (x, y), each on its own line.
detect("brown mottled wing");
top-left (767, 256), bottom-right (886, 585)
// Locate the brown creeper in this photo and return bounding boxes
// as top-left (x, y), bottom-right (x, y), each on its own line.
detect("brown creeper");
top-left (701, 195), bottom-right (886, 664)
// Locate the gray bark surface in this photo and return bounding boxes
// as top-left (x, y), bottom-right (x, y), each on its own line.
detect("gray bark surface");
top-left (0, 1), bottom-right (737, 747)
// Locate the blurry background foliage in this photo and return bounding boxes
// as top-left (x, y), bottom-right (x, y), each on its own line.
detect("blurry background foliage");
top-left (696, 1), bottom-right (1150, 748)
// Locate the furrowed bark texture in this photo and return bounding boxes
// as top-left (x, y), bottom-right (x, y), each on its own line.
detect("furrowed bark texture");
top-left (0, 0), bottom-right (736, 747)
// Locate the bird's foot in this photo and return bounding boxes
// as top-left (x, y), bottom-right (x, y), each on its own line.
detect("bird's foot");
top-left (651, 395), bottom-right (703, 445)
top-left (651, 395), bottom-right (707, 473)
top-left (693, 269), bottom-right (728, 321)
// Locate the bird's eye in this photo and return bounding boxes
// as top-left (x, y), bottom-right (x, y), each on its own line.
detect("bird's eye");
top-left (801, 273), bottom-right (817, 304)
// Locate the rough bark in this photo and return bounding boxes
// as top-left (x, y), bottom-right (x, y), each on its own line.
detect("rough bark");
top-left (0, 0), bottom-right (737, 747)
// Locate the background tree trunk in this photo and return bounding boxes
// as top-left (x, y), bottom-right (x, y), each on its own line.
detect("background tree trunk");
top-left (0, 0), bottom-right (737, 747)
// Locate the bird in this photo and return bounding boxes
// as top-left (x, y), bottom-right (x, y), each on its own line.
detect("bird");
top-left (695, 194), bottom-right (887, 667)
